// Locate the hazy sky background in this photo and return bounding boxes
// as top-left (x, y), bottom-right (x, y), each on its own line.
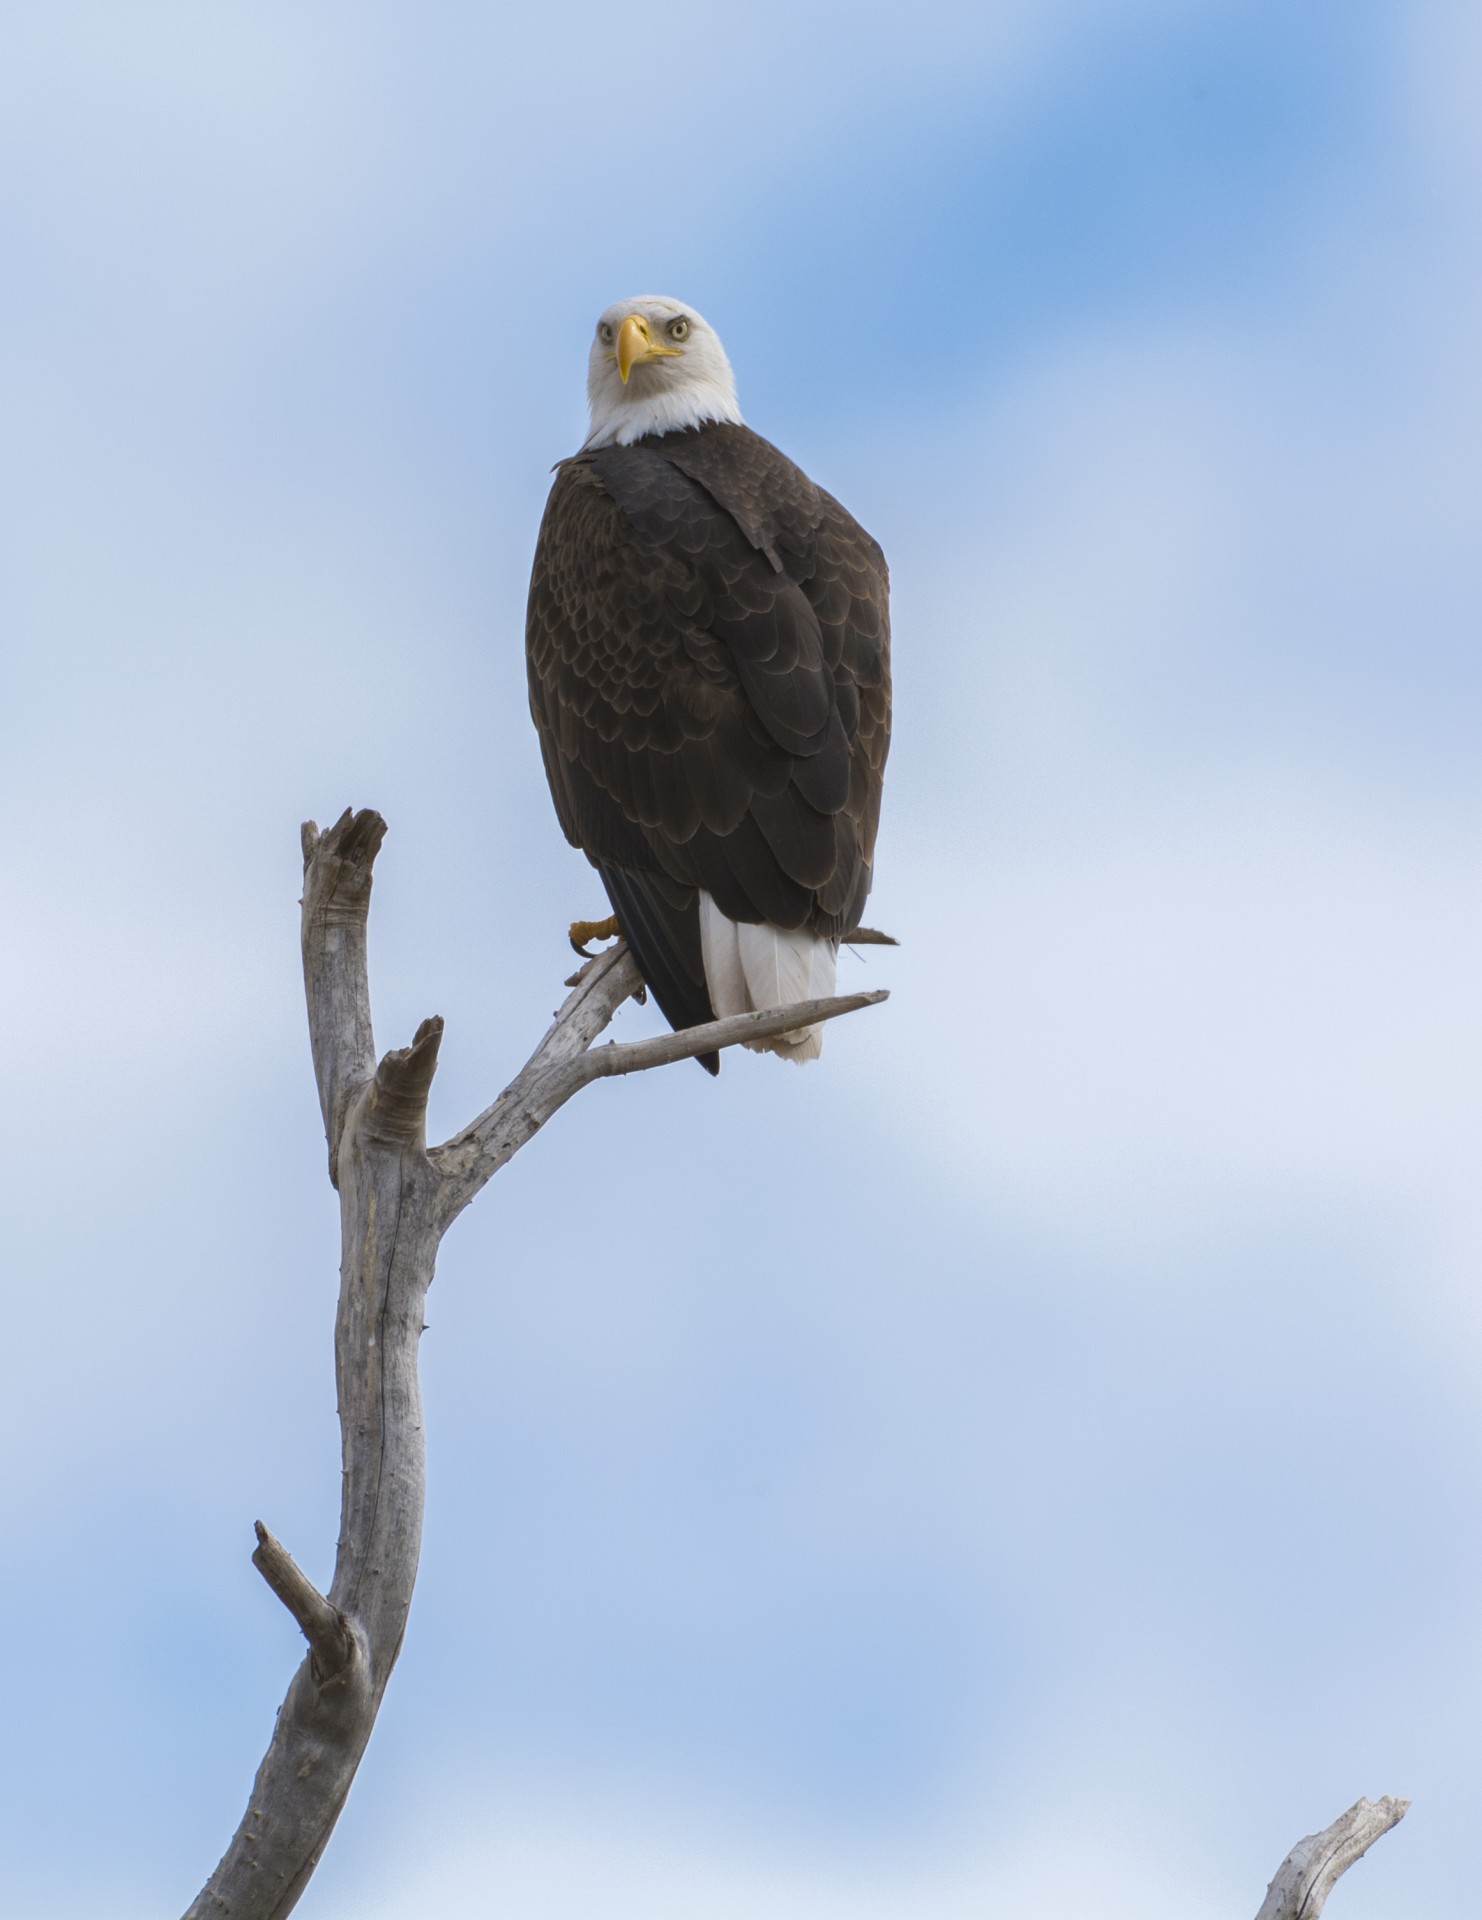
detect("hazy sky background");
top-left (2, 2), bottom-right (1479, 1915)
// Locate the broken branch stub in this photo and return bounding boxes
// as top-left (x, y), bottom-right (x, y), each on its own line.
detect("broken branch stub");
top-left (250, 1523), bottom-right (355, 1683)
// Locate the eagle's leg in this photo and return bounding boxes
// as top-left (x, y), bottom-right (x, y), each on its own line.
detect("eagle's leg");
top-left (568, 914), bottom-right (621, 958)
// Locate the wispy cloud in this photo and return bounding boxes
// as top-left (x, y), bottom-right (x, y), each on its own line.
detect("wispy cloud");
top-left (0, 3), bottom-right (1475, 1915)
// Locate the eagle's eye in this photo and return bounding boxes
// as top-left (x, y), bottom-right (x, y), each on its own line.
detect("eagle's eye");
top-left (667, 317), bottom-right (690, 341)
top-left (598, 322), bottom-right (614, 345)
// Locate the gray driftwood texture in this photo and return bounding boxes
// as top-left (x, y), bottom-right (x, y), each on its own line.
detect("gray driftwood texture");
top-left (181, 808), bottom-right (887, 1919)
top-left (1255, 1796), bottom-right (1409, 1919)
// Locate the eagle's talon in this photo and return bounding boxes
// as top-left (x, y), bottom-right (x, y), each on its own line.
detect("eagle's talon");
top-left (568, 914), bottom-right (621, 958)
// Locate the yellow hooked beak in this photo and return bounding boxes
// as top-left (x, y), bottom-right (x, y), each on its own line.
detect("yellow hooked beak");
top-left (616, 312), bottom-right (682, 384)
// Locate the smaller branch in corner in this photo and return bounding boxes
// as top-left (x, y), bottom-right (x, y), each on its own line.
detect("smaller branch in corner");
top-left (252, 1522), bottom-right (356, 1683)
top-left (1255, 1796), bottom-right (1409, 1920)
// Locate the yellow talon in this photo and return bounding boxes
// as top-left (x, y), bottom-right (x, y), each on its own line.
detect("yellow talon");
top-left (569, 914), bottom-right (621, 958)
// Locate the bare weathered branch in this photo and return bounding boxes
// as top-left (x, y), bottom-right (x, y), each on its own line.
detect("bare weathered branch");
top-left (300, 807), bottom-right (386, 1186)
top-left (186, 816), bottom-right (893, 1919)
top-left (184, 823), bottom-right (446, 1920)
top-left (187, 991), bottom-right (439, 1917)
top-left (579, 987), bottom-right (889, 1080)
top-left (432, 942), bottom-right (646, 1224)
top-left (1255, 1796), bottom-right (1409, 1919)
top-left (252, 1522), bottom-right (354, 1681)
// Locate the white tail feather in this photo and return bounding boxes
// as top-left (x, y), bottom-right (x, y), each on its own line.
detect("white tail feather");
top-left (698, 894), bottom-right (837, 1063)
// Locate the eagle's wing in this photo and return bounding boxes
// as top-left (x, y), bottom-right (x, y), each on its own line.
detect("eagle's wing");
top-left (525, 426), bottom-right (891, 1051)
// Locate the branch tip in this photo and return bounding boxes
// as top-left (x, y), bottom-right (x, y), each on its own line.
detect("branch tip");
top-left (412, 1014), bottom-right (445, 1052)
top-left (584, 985), bottom-right (888, 1080)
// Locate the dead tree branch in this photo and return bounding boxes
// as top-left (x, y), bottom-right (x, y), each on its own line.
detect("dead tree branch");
top-left (183, 806), bottom-right (1408, 1920)
top-left (1255, 1797), bottom-right (1410, 1919)
top-left (432, 944), bottom-right (885, 1228)
top-left (182, 807), bottom-right (889, 1919)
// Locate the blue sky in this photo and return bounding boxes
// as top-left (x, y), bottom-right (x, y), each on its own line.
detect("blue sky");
top-left (2, 2), bottom-right (1479, 1915)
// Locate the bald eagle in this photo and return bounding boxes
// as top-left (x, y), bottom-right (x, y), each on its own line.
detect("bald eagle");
top-left (526, 295), bottom-right (890, 1071)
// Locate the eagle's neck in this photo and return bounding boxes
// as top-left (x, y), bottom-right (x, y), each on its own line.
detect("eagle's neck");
top-left (584, 378), bottom-right (744, 450)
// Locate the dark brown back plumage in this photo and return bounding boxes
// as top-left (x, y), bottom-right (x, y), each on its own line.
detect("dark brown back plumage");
top-left (526, 421), bottom-right (891, 1061)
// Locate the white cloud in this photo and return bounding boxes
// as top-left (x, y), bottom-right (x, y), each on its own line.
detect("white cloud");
top-left (340, 1781), bottom-right (1235, 1920)
top-left (869, 777), bottom-right (1480, 1264)
top-left (840, 134), bottom-right (1482, 1288)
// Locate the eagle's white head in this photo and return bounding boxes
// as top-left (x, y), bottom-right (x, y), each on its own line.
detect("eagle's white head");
top-left (584, 294), bottom-right (744, 449)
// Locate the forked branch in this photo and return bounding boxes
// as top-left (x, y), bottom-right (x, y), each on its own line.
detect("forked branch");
top-left (432, 947), bottom-right (887, 1227)
top-left (183, 808), bottom-right (890, 1919)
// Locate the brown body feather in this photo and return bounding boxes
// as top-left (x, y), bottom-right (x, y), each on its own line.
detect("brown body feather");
top-left (526, 421), bottom-right (891, 1066)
